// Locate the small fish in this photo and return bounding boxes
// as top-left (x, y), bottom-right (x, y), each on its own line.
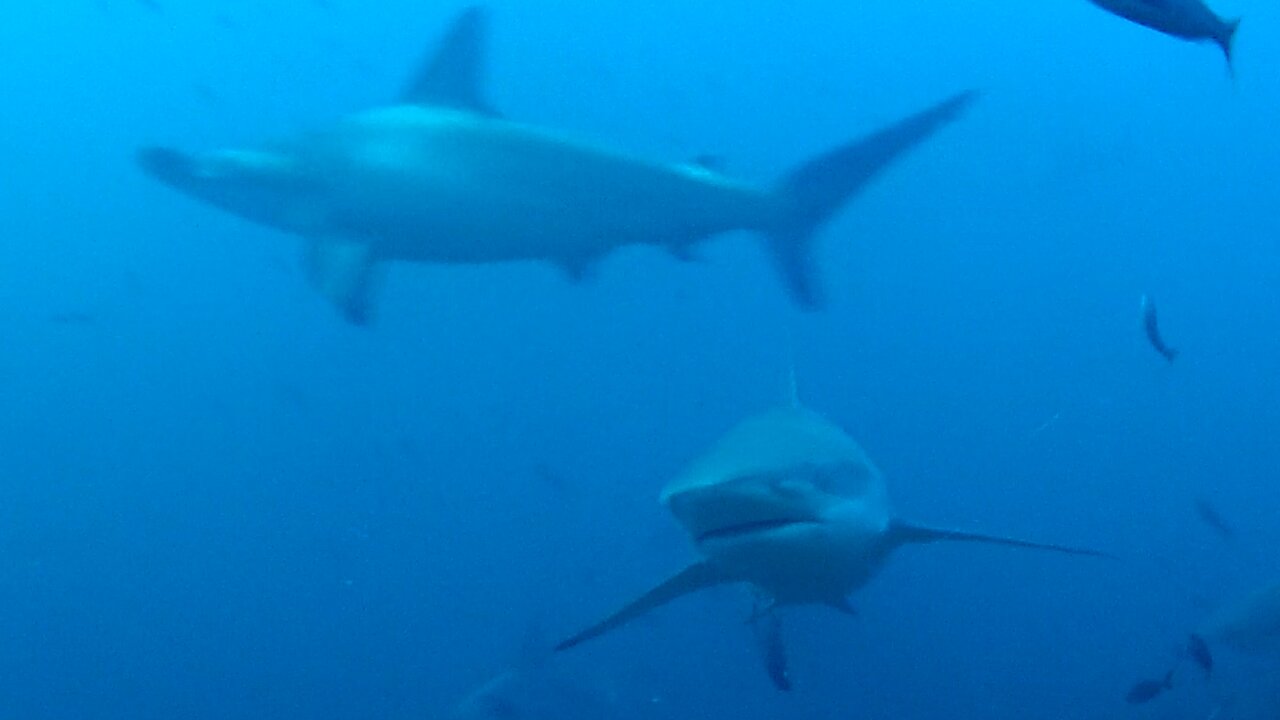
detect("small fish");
top-left (1087, 0), bottom-right (1240, 73)
top-left (534, 464), bottom-right (571, 497)
top-left (47, 311), bottom-right (96, 327)
top-left (1187, 634), bottom-right (1214, 677)
top-left (1140, 294), bottom-right (1179, 363)
top-left (1193, 498), bottom-right (1235, 541)
top-left (1126, 669), bottom-right (1174, 704)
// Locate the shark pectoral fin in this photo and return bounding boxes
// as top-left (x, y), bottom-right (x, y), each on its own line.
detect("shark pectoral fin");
top-left (887, 520), bottom-right (1114, 559)
top-left (402, 6), bottom-right (498, 116)
top-left (555, 561), bottom-right (726, 652)
top-left (305, 239), bottom-right (380, 326)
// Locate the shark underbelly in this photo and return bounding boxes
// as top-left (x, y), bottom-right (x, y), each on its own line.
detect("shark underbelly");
top-left (319, 108), bottom-right (772, 264)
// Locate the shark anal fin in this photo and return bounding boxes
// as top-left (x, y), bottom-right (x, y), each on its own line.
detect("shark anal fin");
top-left (402, 6), bottom-right (498, 116)
top-left (888, 520), bottom-right (1113, 559)
top-left (556, 561), bottom-right (725, 652)
top-left (304, 239), bottom-right (380, 326)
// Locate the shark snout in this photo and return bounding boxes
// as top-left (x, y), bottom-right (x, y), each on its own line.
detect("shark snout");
top-left (666, 482), bottom-right (825, 546)
top-left (136, 146), bottom-right (197, 188)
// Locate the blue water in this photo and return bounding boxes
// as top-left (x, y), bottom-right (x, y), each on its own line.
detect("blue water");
top-left (2, 1), bottom-right (1277, 718)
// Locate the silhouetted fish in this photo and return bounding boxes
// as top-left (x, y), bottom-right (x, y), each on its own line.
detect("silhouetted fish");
top-left (1126, 670), bottom-right (1173, 704)
top-left (1194, 498), bottom-right (1235, 541)
top-left (534, 464), bottom-right (571, 497)
top-left (1140, 294), bottom-right (1179, 363)
top-left (1187, 633), bottom-right (1214, 677)
top-left (1086, 0), bottom-right (1240, 73)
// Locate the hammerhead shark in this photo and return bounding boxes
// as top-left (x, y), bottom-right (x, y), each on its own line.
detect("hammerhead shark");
top-left (137, 6), bottom-right (976, 324)
top-left (556, 403), bottom-right (1108, 686)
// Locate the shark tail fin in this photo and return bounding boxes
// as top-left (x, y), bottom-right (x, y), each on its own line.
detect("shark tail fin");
top-left (1218, 18), bottom-right (1240, 77)
top-left (304, 239), bottom-right (381, 326)
top-left (888, 520), bottom-right (1113, 559)
top-left (764, 91), bottom-right (978, 308)
top-left (555, 561), bottom-right (726, 652)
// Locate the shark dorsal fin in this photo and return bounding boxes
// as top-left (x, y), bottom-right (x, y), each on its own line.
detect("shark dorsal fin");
top-left (401, 6), bottom-right (497, 115)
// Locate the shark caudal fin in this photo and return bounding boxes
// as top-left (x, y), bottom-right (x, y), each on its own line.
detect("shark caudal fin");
top-left (765, 91), bottom-right (978, 308)
top-left (1218, 18), bottom-right (1240, 78)
top-left (888, 520), bottom-right (1113, 559)
top-left (555, 561), bottom-right (727, 652)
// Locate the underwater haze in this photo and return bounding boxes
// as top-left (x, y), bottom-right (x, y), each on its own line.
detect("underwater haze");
top-left (1, 1), bottom-right (1278, 719)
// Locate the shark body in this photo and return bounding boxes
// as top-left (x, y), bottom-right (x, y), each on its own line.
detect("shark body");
top-left (555, 404), bottom-right (1107, 686)
top-left (138, 7), bottom-right (975, 324)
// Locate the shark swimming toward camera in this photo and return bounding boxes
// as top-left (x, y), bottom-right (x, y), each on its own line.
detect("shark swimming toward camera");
top-left (555, 402), bottom-right (1108, 685)
top-left (137, 6), bottom-right (976, 324)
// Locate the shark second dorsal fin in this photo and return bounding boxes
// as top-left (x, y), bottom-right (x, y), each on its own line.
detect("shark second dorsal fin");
top-left (401, 6), bottom-right (497, 115)
top-left (555, 561), bottom-right (727, 652)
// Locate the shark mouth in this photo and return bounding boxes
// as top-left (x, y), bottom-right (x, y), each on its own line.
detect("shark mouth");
top-left (695, 518), bottom-right (820, 544)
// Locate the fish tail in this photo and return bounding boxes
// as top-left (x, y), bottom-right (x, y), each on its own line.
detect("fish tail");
top-left (763, 91), bottom-right (978, 308)
top-left (1218, 18), bottom-right (1240, 77)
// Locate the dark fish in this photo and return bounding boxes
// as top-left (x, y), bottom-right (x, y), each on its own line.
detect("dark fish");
top-left (1140, 294), bottom-right (1179, 363)
top-left (48, 311), bottom-right (96, 327)
top-left (1086, 0), bottom-right (1240, 73)
top-left (534, 464), bottom-right (571, 497)
top-left (1126, 670), bottom-right (1174, 704)
top-left (1193, 498), bottom-right (1235, 541)
top-left (1187, 634), bottom-right (1214, 677)
top-left (750, 606), bottom-right (791, 691)
top-left (214, 13), bottom-right (241, 31)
